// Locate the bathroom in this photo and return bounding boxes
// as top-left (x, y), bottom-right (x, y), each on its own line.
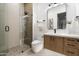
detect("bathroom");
top-left (0, 3), bottom-right (79, 56)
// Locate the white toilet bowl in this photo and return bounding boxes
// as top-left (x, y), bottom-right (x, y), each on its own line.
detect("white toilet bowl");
top-left (32, 40), bottom-right (43, 53)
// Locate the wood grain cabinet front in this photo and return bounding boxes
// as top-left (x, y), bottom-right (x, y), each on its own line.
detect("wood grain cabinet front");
top-left (50, 37), bottom-right (55, 51)
top-left (44, 35), bottom-right (51, 49)
top-left (54, 36), bottom-right (64, 54)
top-left (44, 35), bottom-right (79, 56)
top-left (64, 38), bottom-right (79, 56)
top-left (44, 35), bottom-right (64, 54)
top-left (44, 35), bottom-right (55, 51)
top-left (64, 46), bottom-right (78, 56)
top-left (64, 38), bottom-right (77, 49)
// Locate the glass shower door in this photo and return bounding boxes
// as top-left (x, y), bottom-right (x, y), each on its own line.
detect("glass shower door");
top-left (0, 4), bottom-right (8, 56)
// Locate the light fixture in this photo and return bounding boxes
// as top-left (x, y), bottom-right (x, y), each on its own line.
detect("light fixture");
top-left (49, 3), bottom-right (64, 7)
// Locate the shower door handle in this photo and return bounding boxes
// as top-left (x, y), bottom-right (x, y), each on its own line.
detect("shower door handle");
top-left (5, 26), bottom-right (9, 32)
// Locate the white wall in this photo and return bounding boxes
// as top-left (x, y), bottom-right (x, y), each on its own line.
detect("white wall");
top-left (66, 3), bottom-right (76, 34)
top-left (33, 3), bottom-right (49, 41)
top-left (5, 4), bottom-right (21, 49)
top-left (67, 3), bottom-right (79, 35)
top-left (33, 3), bottom-right (38, 40)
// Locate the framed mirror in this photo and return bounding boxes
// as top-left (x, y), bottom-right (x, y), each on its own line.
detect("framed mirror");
top-left (47, 3), bottom-right (67, 30)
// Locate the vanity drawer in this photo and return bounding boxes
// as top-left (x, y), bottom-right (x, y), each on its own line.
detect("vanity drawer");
top-left (64, 38), bottom-right (77, 43)
top-left (64, 47), bottom-right (78, 56)
top-left (64, 38), bottom-right (77, 48)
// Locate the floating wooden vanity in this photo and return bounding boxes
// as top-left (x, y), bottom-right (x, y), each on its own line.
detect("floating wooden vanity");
top-left (44, 34), bottom-right (79, 56)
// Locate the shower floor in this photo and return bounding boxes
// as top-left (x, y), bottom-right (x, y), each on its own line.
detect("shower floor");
top-left (7, 44), bottom-right (30, 56)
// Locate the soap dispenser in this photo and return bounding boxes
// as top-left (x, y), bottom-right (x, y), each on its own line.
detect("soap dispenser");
top-left (54, 29), bottom-right (56, 33)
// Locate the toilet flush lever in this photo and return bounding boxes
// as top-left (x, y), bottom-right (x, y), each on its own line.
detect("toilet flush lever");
top-left (5, 26), bottom-right (9, 32)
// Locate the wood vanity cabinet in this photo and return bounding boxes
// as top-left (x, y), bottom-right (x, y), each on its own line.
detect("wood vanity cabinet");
top-left (44, 35), bottom-right (55, 51)
top-left (54, 36), bottom-right (64, 54)
top-left (64, 46), bottom-right (78, 56)
top-left (44, 35), bottom-right (79, 56)
top-left (64, 38), bottom-right (78, 56)
top-left (64, 38), bottom-right (79, 56)
top-left (44, 35), bottom-right (64, 54)
top-left (44, 35), bottom-right (51, 50)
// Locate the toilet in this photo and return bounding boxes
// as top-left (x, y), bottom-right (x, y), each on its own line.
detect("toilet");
top-left (32, 40), bottom-right (43, 53)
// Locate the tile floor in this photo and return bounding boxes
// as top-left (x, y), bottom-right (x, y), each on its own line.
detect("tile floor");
top-left (7, 48), bottom-right (65, 56)
top-left (7, 45), bottom-right (30, 56)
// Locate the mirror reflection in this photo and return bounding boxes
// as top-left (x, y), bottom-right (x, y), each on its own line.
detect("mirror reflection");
top-left (47, 3), bottom-right (66, 30)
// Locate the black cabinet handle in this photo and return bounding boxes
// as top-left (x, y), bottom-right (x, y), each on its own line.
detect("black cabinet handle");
top-left (67, 39), bottom-right (75, 42)
top-left (5, 26), bottom-right (9, 32)
top-left (67, 44), bottom-right (75, 47)
top-left (67, 51), bottom-right (74, 54)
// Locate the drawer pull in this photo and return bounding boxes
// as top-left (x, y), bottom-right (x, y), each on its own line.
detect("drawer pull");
top-left (67, 44), bottom-right (75, 47)
top-left (67, 39), bottom-right (75, 41)
top-left (67, 51), bottom-right (74, 54)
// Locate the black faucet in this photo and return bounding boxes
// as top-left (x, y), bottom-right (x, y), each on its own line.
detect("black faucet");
top-left (54, 29), bottom-right (56, 33)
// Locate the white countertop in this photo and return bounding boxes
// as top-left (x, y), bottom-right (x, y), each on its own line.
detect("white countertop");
top-left (44, 33), bottom-right (79, 39)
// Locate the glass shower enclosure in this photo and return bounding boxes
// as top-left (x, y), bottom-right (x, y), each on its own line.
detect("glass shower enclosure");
top-left (0, 4), bottom-right (8, 56)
